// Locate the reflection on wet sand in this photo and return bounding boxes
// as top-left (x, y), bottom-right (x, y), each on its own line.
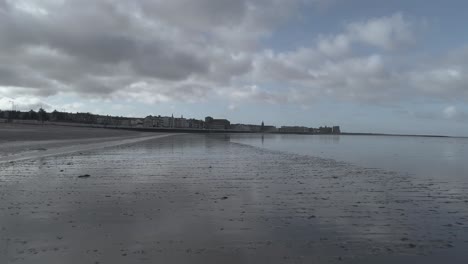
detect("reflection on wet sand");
top-left (1, 134), bottom-right (467, 264)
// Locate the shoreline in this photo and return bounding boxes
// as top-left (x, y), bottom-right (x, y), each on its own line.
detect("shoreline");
top-left (0, 123), bottom-right (180, 163)
top-left (1, 121), bottom-right (457, 138)
top-left (0, 133), bottom-right (178, 164)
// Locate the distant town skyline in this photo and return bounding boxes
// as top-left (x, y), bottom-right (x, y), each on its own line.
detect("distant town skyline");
top-left (0, 108), bottom-right (341, 135)
top-left (1, 1), bottom-right (468, 136)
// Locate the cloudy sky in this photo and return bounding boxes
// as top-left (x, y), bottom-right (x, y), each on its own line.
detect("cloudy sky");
top-left (1, 0), bottom-right (468, 135)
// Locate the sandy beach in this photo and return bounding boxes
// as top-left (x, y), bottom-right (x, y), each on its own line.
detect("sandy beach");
top-left (0, 124), bottom-right (175, 164)
top-left (1, 125), bottom-right (468, 263)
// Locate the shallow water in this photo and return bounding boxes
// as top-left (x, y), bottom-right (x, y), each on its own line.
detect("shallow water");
top-left (1, 134), bottom-right (468, 263)
top-left (230, 134), bottom-right (468, 182)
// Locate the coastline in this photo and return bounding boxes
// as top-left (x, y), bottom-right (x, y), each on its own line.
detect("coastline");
top-left (0, 123), bottom-right (178, 163)
top-left (339, 132), bottom-right (451, 138)
top-left (1, 121), bottom-right (456, 138)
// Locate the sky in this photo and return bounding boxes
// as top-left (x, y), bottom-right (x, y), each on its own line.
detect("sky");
top-left (0, 0), bottom-right (468, 136)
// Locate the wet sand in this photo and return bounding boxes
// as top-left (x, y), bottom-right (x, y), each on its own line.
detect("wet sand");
top-left (1, 131), bottom-right (468, 263)
top-left (0, 124), bottom-right (172, 163)
top-left (0, 123), bottom-right (141, 142)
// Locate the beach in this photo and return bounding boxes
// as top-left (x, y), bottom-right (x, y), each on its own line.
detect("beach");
top-left (0, 124), bottom-right (174, 164)
top-left (1, 125), bottom-right (468, 263)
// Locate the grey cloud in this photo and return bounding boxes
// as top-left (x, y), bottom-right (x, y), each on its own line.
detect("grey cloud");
top-left (138, 0), bottom-right (248, 31)
top-left (253, 52), bottom-right (407, 104)
top-left (261, 62), bottom-right (311, 82)
top-left (113, 79), bottom-right (217, 104)
top-left (223, 85), bottom-right (289, 104)
top-left (0, 66), bottom-right (22, 86)
top-left (408, 47), bottom-right (468, 100)
top-left (168, 83), bottom-right (215, 102)
top-left (72, 76), bottom-right (133, 96)
top-left (208, 52), bottom-right (253, 82)
top-left (132, 44), bottom-right (209, 81)
top-left (1, 1), bottom-right (467, 108)
top-left (51, 33), bottom-right (137, 65)
top-left (0, 2), bottom-right (136, 64)
top-left (0, 0), bottom-right (7, 11)
top-left (0, 65), bottom-right (57, 96)
top-left (398, 106), bottom-right (468, 123)
top-left (1, 0), bottom-right (289, 102)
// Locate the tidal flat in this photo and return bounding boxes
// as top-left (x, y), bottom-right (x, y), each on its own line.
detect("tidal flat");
top-left (1, 131), bottom-right (468, 263)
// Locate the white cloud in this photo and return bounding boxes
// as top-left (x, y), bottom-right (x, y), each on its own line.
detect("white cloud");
top-left (0, 95), bottom-right (51, 111)
top-left (228, 103), bottom-right (238, 111)
top-left (346, 12), bottom-right (414, 50)
top-left (55, 102), bottom-right (85, 113)
top-left (410, 67), bottom-right (467, 96)
top-left (312, 12), bottom-right (415, 58)
top-left (443, 106), bottom-right (457, 118)
top-left (317, 33), bottom-right (351, 57)
top-left (442, 105), bottom-right (468, 122)
top-left (407, 46), bottom-right (468, 100)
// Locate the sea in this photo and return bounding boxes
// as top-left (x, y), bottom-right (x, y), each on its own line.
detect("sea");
top-left (229, 133), bottom-right (468, 262)
top-left (230, 134), bottom-right (468, 182)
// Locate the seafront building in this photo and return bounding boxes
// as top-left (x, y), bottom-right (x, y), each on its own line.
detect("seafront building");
top-left (0, 109), bottom-right (340, 134)
top-left (230, 124), bottom-right (278, 132)
top-left (204, 116), bottom-right (230, 130)
top-left (279, 126), bottom-right (309, 133)
top-left (231, 124), bottom-right (262, 132)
